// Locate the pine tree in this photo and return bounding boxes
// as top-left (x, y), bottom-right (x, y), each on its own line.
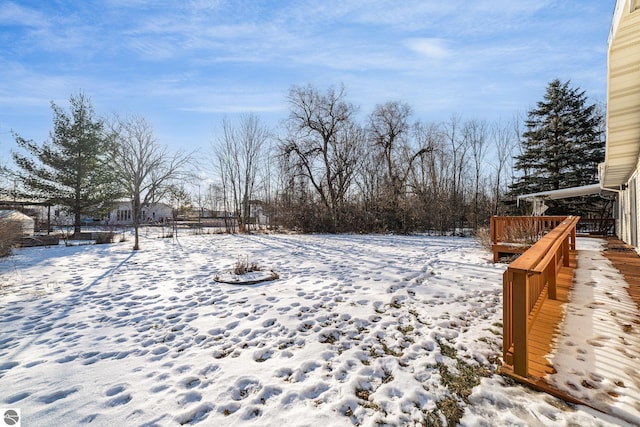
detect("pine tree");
top-left (12, 92), bottom-right (121, 233)
top-left (509, 79), bottom-right (605, 215)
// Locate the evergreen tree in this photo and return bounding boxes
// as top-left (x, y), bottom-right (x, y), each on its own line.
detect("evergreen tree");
top-left (12, 92), bottom-right (121, 233)
top-left (509, 79), bottom-right (605, 215)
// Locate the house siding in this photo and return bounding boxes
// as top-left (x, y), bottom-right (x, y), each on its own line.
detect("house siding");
top-left (107, 202), bottom-right (173, 225)
top-left (607, 0), bottom-right (640, 250)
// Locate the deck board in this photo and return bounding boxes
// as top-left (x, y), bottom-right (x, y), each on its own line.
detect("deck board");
top-left (502, 237), bottom-right (640, 412)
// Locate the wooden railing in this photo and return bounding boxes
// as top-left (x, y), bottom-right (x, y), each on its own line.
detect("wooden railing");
top-left (501, 216), bottom-right (579, 377)
top-left (490, 216), bottom-right (568, 245)
top-left (576, 218), bottom-right (616, 237)
top-left (490, 216), bottom-right (568, 262)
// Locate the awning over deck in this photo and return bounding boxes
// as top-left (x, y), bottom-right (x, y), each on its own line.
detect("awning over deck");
top-left (517, 184), bottom-right (617, 215)
top-left (517, 184), bottom-right (605, 203)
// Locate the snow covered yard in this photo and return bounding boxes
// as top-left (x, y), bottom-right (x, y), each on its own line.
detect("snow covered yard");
top-left (0, 233), bottom-right (629, 426)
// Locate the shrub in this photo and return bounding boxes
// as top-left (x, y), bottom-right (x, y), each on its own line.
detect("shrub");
top-left (0, 220), bottom-right (22, 257)
top-left (94, 232), bottom-right (115, 244)
top-left (503, 220), bottom-right (540, 246)
top-left (474, 227), bottom-right (492, 251)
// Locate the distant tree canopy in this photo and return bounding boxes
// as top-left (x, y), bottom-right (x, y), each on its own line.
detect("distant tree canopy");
top-left (508, 79), bottom-right (607, 216)
top-left (5, 80), bottom-right (610, 237)
top-left (12, 92), bottom-right (121, 233)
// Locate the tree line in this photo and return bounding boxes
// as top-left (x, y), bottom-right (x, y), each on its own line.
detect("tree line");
top-left (3, 79), bottom-right (607, 244)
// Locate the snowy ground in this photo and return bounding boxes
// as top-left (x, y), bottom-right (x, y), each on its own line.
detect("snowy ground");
top-left (0, 232), bottom-right (633, 426)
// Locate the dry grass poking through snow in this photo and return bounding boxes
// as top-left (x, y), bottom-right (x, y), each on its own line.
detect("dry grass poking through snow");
top-left (428, 339), bottom-right (493, 426)
top-left (233, 254), bottom-right (262, 275)
top-left (474, 228), bottom-right (492, 253)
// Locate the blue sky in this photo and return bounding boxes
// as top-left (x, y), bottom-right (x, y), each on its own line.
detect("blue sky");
top-left (0, 1), bottom-right (615, 161)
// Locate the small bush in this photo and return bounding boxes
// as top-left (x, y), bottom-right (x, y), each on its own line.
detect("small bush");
top-left (474, 227), bottom-right (492, 251)
top-left (95, 232), bottom-right (115, 244)
top-left (0, 220), bottom-right (22, 257)
top-left (503, 220), bottom-right (540, 245)
top-left (233, 255), bottom-right (261, 275)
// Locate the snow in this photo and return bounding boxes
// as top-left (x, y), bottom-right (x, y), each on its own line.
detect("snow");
top-left (545, 238), bottom-right (640, 425)
top-left (0, 232), bottom-right (634, 426)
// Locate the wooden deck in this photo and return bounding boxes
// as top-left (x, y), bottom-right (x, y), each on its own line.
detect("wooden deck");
top-left (502, 237), bottom-right (640, 408)
top-left (603, 238), bottom-right (640, 309)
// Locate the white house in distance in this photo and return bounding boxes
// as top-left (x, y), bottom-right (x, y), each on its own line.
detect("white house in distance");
top-left (600, 0), bottom-right (640, 249)
top-left (0, 210), bottom-right (35, 236)
top-left (107, 201), bottom-right (173, 225)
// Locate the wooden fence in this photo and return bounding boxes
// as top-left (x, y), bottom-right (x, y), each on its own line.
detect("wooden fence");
top-left (500, 216), bottom-right (579, 377)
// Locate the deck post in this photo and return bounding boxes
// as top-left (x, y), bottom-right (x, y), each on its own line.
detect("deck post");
top-left (511, 268), bottom-right (529, 377)
top-left (548, 254), bottom-right (557, 300)
top-left (503, 270), bottom-right (513, 366)
top-left (562, 236), bottom-right (570, 267)
top-left (491, 216), bottom-right (497, 244)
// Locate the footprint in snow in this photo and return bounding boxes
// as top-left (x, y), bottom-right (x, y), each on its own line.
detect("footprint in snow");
top-left (218, 402), bottom-right (240, 416)
top-left (198, 364), bottom-right (219, 377)
top-left (176, 390), bottom-right (202, 406)
top-left (261, 318), bottom-right (277, 328)
top-left (240, 405), bottom-right (262, 420)
top-left (228, 377), bottom-right (262, 401)
top-left (302, 382), bottom-right (330, 399)
top-left (173, 402), bottom-right (214, 425)
top-left (253, 348), bottom-right (274, 362)
top-left (586, 337), bottom-right (607, 347)
top-left (0, 361), bottom-right (19, 371)
top-left (252, 385), bottom-right (283, 404)
top-left (39, 387), bottom-right (80, 404)
top-left (4, 392), bottom-right (30, 404)
top-left (106, 393), bottom-right (132, 407)
top-left (56, 354), bottom-right (78, 363)
top-left (150, 384), bottom-right (170, 393)
top-left (180, 376), bottom-right (201, 389)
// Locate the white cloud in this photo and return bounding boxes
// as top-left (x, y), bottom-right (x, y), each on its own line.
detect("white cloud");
top-left (405, 38), bottom-right (452, 60)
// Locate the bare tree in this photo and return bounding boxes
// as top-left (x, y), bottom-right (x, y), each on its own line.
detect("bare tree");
top-left (443, 114), bottom-right (469, 232)
top-left (490, 118), bottom-right (516, 215)
top-left (465, 119), bottom-right (489, 229)
top-left (109, 115), bottom-right (192, 250)
top-left (368, 101), bottom-right (411, 194)
top-left (406, 121), bottom-right (446, 231)
top-left (280, 84), bottom-right (361, 231)
top-left (214, 113), bottom-right (270, 233)
top-left (367, 101), bottom-right (431, 231)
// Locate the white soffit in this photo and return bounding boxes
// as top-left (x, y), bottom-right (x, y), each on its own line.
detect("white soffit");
top-left (604, 2), bottom-right (640, 188)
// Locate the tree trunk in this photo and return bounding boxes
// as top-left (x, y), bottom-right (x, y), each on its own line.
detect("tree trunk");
top-left (132, 197), bottom-right (140, 250)
top-left (74, 211), bottom-right (81, 234)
